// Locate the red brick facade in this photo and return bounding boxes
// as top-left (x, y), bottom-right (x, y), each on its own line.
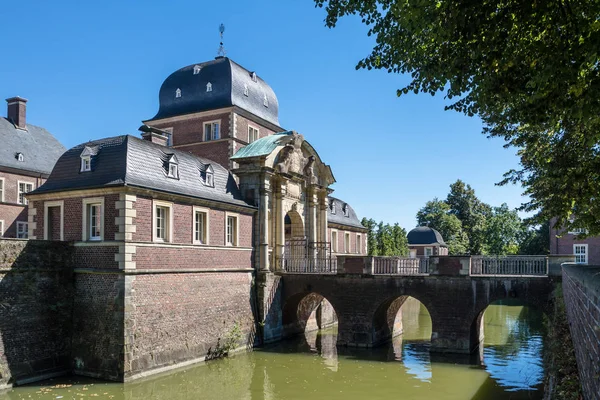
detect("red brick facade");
top-left (0, 170), bottom-right (43, 238)
top-left (550, 218), bottom-right (600, 265)
top-left (327, 226), bottom-right (367, 255)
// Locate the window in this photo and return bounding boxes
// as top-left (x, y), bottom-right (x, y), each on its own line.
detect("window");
top-left (81, 156), bottom-right (91, 172)
top-left (243, 84), bottom-right (249, 96)
top-left (163, 127), bottom-right (173, 147)
top-left (206, 82), bottom-right (212, 92)
top-left (16, 153), bottom-right (23, 162)
top-left (569, 227), bottom-right (589, 235)
top-left (175, 88), bottom-right (182, 98)
top-left (44, 200), bottom-right (64, 241)
top-left (248, 126), bottom-right (259, 143)
top-left (331, 230), bottom-right (338, 253)
top-left (409, 249), bottom-right (417, 259)
top-left (193, 207), bottom-right (209, 244)
top-left (0, 178), bottom-right (4, 202)
top-left (82, 198), bottom-right (104, 241)
top-left (204, 121), bottom-right (220, 141)
top-left (263, 94), bottom-right (268, 107)
top-left (356, 234), bottom-right (362, 254)
top-left (153, 200), bottom-right (172, 242)
top-left (203, 164), bottom-right (214, 187)
top-left (193, 65), bottom-right (202, 74)
top-left (424, 247), bottom-right (433, 257)
top-left (331, 201), bottom-right (336, 215)
top-left (251, 72), bottom-right (257, 82)
top-left (343, 204), bottom-right (349, 217)
top-left (226, 214), bottom-right (238, 246)
top-left (344, 233), bottom-right (350, 253)
top-left (80, 146), bottom-right (96, 172)
top-left (16, 222), bottom-right (28, 239)
top-left (574, 244), bottom-right (588, 264)
top-left (18, 182), bottom-right (33, 205)
top-left (0, 220), bottom-right (4, 236)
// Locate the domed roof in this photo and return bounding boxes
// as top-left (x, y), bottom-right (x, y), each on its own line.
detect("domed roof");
top-left (148, 57), bottom-right (279, 126)
top-left (407, 226), bottom-right (447, 246)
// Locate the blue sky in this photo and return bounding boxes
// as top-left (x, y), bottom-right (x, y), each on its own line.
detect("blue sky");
top-left (0, 0), bottom-right (529, 230)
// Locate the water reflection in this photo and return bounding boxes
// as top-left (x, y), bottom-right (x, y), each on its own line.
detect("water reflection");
top-left (0, 301), bottom-right (545, 400)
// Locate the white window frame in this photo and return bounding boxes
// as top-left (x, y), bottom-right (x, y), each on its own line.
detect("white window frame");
top-left (193, 65), bottom-right (202, 74)
top-left (193, 206), bottom-right (210, 245)
top-left (175, 88), bottom-right (182, 98)
top-left (344, 232), bottom-right (351, 254)
top-left (243, 83), bottom-right (249, 96)
top-left (0, 220), bottom-right (4, 236)
top-left (0, 177), bottom-right (4, 202)
top-left (569, 227), bottom-right (589, 235)
top-left (356, 234), bottom-right (362, 254)
top-left (409, 249), bottom-right (417, 259)
top-left (168, 163), bottom-right (178, 179)
top-left (424, 247), bottom-right (433, 257)
top-left (44, 200), bottom-right (64, 241)
top-left (251, 72), bottom-right (257, 82)
top-left (80, 156), bottom-right (91, 172)
top-left (162, 127), bottom-right (173, 147)
top-left (225, 212), bottom-right (239, 246)
top-left (206, 82), bottom-right (212, 92)
top-left (204, 120), bottom-right (221, 141)
top-left (17, 153), bottom-right (23, 162)
top-left (248, 125), bottom-right (259, 143)
top-left (331, 229), bottom-right (338, 253)
top-left (17, 181), bottom-right (34, 205)
top-left (152, 200), bottom-right (173, 243)
top-left (16, 221), bottom-right (28, 239)
top-left (574, 244), bottom-right (588, 264)
top-left (82, 197), bottom-right (104, 241)
top-left (263, 94), bottom-right (269, 108)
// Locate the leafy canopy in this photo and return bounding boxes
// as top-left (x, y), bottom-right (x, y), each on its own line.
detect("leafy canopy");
top-left (315, 0), bottom-right (600, 234)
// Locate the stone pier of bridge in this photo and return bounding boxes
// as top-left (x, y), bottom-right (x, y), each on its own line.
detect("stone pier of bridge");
top-left (256, 255), bottom-right (562, 354)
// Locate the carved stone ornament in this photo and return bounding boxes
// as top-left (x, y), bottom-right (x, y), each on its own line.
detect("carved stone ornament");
top-left (303, 155), bottom-right (317, 185)
top-left (275, 132), bottom-right (306, 174)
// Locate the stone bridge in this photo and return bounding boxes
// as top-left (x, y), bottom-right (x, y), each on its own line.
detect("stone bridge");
top-left (258, 255), bottom-right (569, 354)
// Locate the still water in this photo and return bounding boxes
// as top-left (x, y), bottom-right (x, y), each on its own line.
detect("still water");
top-left (1, 299), bottom-right (545, 400)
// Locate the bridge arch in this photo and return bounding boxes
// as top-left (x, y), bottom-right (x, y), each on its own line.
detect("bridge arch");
top-left (281, 291), bottom-right (338, 339)
top-left (372, 295), bottom-right (433, 347)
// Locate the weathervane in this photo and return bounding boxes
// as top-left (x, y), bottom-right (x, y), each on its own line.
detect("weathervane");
top-left (217, 23), bottom-right (226, 57)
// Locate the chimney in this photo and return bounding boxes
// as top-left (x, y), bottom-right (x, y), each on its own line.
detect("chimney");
top-left (139, 124), bottom-right (169, 146)
top-left (6, 96), bottom-right (28, 130)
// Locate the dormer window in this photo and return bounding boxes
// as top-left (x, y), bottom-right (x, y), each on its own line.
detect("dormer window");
top-left (263, 94), bottom-right (268, 108)
top-left (206, 82), bottom-right (212, 92)
top-left (80, 146), bottom-right (97, 172)
top-left (166, 154), bottom-right (179, 179)
top-left (175, 88), bottom-right (182, 98)
top-left (331, 201), bottom-right (336, 214)
top-left (251, 72), bottom-right (257, 82)
top-left (16, 152), bottom-right (23, 162)
top-left (343, 204), bottom-right (349, 217)
top-left (202, 164), bottom-right (214, 187)
top-left (243, 84), bottom-right (249, 96)
top-left (193, 65), bottom-right (202, 75)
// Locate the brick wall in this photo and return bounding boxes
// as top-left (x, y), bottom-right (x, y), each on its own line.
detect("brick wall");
top-left (73, 246), bottom-right (119, 269)
top-left (234, 113), bottom-right (277, 143)
top-left (125, 271), bottom-right (256, 378)
top-left (0, 239), bottom-right (73, 387)
top-left (134, 246), bottom-right (251, 270)
top-left (0, 171), bottom-right (43, 238)
top-left (550, 229), bottom-right (600, 265)
top-left (562, 264), bottom-right (600, 399)
top-left (151, 112), bottom-right (231, 145)
top-left (327, 227), bottom-right (366, 255)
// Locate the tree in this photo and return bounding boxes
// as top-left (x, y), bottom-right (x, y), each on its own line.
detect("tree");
top-left (361, 217), bottom-right (379, 255)
top-left (315, 0), bottom-right (600, 234)
top-left (485, 203), bottom-right (524, 255)
top-left (519, 221), bottom-right (550, 255)
top-left (391, 223), bottom-right (409, 256)
top-left (416, 199), bottom-right (469, 255)
top-left (446, 180), bottom-right (491, 254)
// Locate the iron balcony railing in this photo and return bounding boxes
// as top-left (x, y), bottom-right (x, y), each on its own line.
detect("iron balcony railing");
top-left (372, 257), bottom-right (430, 275)
top-left (470, 255), bottom-right (548, 276)
top-left (278, 239), bottom-right (337, 274)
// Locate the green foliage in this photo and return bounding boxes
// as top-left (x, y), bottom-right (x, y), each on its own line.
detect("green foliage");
top-left (485, 203), bottom-right (524, 255)
top-left (361, 218), bottom-right (408, 256)
top-left (315, 0), bottom-right (600, 235)
top-left (519, 221), bottom-right (550, 255)
top-left (206, 322), bottom-right (243, 361)
top-left (416, 198), bottom-right (468, 255)
top-left (543, 285), bottom-right (582, 399)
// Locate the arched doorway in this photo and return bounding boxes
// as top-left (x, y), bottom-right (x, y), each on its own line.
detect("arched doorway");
top-left (284, 210), bottom-right (304, 240)
top-left (282, 210), bottom-right (306, 272)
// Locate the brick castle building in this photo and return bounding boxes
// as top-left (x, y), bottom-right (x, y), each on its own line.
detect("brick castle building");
top-left (18, 55), bottom-right (367, 380)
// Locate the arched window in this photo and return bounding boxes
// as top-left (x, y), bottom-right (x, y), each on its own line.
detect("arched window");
top-left (16, 152), bottom-right (24, 162)
top-left (193, 65), bottom-right (202, 75)
top-left (206, 82), bottom-right (212, 92)
top-left (251, 72), bottom-right (257, 82)
top-left (166, 154), bottom-right (179, 179)
top-left (175, 88), bottom-right (182, 98)
top-left (243, 84), bottom-right (249, 96)
top-left (203, 164), bottom-right (214, 187)
top-left (263, 94), bottom-right (269, 108)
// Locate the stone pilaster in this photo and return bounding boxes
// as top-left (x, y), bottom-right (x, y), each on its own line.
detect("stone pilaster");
top-left (27, 205), bottom-right (37, 239)
top-left (114, 193), bottom-right (137, 270)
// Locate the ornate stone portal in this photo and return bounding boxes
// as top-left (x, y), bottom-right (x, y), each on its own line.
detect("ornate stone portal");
top-left (231, 131), bottom-right (335, 272)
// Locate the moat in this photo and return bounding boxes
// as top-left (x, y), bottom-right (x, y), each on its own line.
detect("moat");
top-left (0, 299), bottom-right (545, 400)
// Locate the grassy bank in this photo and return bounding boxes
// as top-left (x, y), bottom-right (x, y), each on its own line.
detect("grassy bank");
top-left (543, 284), bottom-right (582, 400)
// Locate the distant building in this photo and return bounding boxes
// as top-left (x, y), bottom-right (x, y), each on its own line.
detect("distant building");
top-left (0, 97), bottom-right (64, 238)
top-left (407, 226), bottom-right (449, 257)
top-left (550, 218), bottom-right (599, 264)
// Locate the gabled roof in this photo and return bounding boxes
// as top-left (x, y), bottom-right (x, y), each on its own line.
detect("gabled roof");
top-left (0, 117), bottom-right (65, 176)
top-left (407, 226), bottom-right (447, 246)
top-left (328, 196), bottom-right (366, 230)
top-left (32, 135), bottom-right (253, 208)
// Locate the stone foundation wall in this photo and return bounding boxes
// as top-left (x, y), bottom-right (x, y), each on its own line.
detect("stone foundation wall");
top-left (0, 239), bottom-right (73, 388)
top-left (562, 264), bottom-right (600, 399)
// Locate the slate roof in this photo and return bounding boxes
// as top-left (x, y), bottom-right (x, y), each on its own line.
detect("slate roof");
top-left (328, 197), bottom-right (366, 230)
top-left (32, 135), bottom-right (253, 208)
top-left (0, 117), bottom-right (65, 176)
top-left (231, 132), bottom-right (291, 160)
top-left (147, 57), bottom-right (280, 126)
top-left (407, 226), bottom-right (447, 246)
